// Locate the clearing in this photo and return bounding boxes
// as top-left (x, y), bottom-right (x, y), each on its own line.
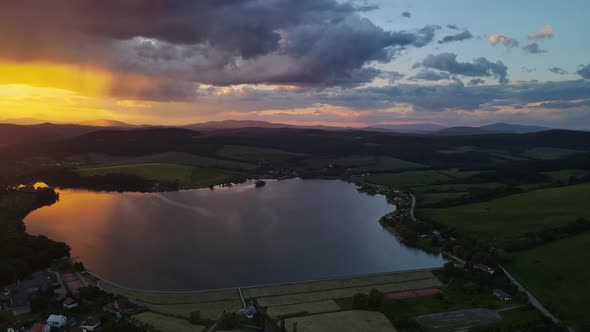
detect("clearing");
top-left (284, 310), bottom-right (397, 332)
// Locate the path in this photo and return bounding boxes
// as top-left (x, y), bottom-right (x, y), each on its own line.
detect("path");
top-left (409, 193), bottom-right (416, 221)
top-left (499, 265), bottom-right (575, 332)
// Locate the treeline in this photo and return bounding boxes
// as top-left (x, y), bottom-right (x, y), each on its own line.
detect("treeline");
top-left (0, 187), bottom-right (70, 286)
top-left (40, 169), bottom-right (180, 192)
top-left (504, 218), bottom-right (590, 252)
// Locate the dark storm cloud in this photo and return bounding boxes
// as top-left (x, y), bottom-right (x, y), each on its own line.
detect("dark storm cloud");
top-left (548, 67), bottom-right (568, 75)
top-left (578, 64), bottom-right (590, 79)
top-left (409, 70), bottom-right (450, 81)
top-left (438, 30), bottom-right (473, 44)
top-left (468, 78), bottom-right (485, 86)
top-left (421, 53), bottom-right (508, 84)
top-left (523, 43), bottom-right (547, 54)
top-left (402, 12), bottom-right (412, 18)
top-left (0, 0), bottom-right (440, 88)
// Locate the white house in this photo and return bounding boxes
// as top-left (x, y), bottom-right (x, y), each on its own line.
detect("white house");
top-left (63, 297), bottom-right (79, 309)
top-left (81, 317), bottom-right (101, 331)
top-left (47, 314), bottom-right (67, 328)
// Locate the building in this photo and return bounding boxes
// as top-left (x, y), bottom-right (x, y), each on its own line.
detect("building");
top-left (46, 315), bottom-right (67, 328)
top-left (493, 289), bottom-right (512, 301)
top-left (3, 271), bottom-right (51, 315)
top-left (29, 323), bottom-right (50, 332)
top-left (474, 264), bottom-right (495, 274)
top-left (3, 322), bottom-right (27, 332)
top-left (80, 317), bottom-right (101, 331)
top-left (63, 297), bottom-right (79, 309)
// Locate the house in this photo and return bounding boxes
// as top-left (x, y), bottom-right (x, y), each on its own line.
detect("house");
top-left (3, 271), bottom-right (51, 315)
top-left (245, 301), bottom-right (257, 319)
top-left (474, 264), bottom-right (495, 274)
top-left (29, 323), bottom-right (50, 332)
top-left (493, 289), bottom-right (512, 301)
top-left (113, 298), bottom-right (141, 313)
top-left (46, 315), bottom-right (67, 328)
top-left (80, 317), bottom-right (100, 331)
top-left (63, 297), bottom-right (79, 309)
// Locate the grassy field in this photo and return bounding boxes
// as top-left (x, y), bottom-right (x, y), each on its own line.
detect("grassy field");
top-left (303, 155), bottom-right (423, 171)
top-left (365, 170), bottom-right (477, 188)
top-left (506, 232), bottom-right (590, 327)
top-left (265, 300), bottom-right (340, 319)
top-left (217, 145), bottom-right (305, 162)
top-left (522, 147), bottom-right (581, 160)
top-left (421, 182), bottom-right (590, 240)
top-left (417, 192), bottom-right (468, 206)
top-left (82, 152), bottom-right (256, 170)
top-left (132, 312), bottom-right (205, 332)
top-left (77, 163), bottom-right (234, 187)
top-left (284, 310), bottom-right (397, 332)
top-left (543, 169), bottom-right (589, 182)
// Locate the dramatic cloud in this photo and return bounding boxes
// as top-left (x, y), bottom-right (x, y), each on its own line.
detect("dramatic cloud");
top-left (578, 64), bottom-right (590, 79)
top-left (438, 30), bottom-right (473, 44)
top-left (549, 67), bottom-right (568, 75)
top-left (380, 71), bottom-right (405, 83)
top-left (409, 70), bottom-right (450, 81)
top-left (523, 43), bottom-right (547, 54)
top-left (402, 11), bottom-right (412, 18)
top-left (488, 34), bottom-right (519, 48)
top-left (528, 25), bottom-right (554, 40)
top-left (421, 53), bottom-right (508, 84)
top-left (468, 78), bottom-right (485, 86)
top-left (0, 0), bottom-right (439, 88)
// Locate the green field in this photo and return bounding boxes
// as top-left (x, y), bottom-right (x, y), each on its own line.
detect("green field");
top-left (82, 152), bottom-right (256, 170)
top-left (77, 163), bottom-right (234, 187)
top-left (522, 147), bottom-right (581, 160)
top-left (133, 312), bottom-right (205, 332)
top-left (217, 145), bottom-right (305, 162)
top-left (507, 232), bottom-right (590, 327)
top-left (543, 169), bottom-right (589, 182)
top-left (304, 155), bottom-right (423, 171)
top-left (365, 170), bottom-right (477, 188)
top-left (418, 192), bottom-right (468, 206)
top-left (421, 183), bottom-right (590, 240)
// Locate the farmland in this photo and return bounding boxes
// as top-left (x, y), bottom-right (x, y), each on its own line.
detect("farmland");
top-left (132, 312), bottom-right (205, 332)
top-left (365, 170), bottom-right (477, 188)
top-left (420, 182), bottom-right (590, 240)
top-left (506, 232), bottom-right (590, 327)
top-left (77, 163), bottom-right (235, 188)
top-left (284, 310), bottom-right (397, 332)
top-left (217, 145), bottom-right (305, 162)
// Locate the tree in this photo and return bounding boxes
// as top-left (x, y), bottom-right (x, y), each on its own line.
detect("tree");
top-left (368, 288), bottom-right (383, 307)
top-left (189, 310), bottom-right (201, 325)
top-left (352, 293), bottom-right (369, 309)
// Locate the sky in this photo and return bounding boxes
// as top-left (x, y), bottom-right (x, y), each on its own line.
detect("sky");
top-left (0, 0), bottom-right (589, 128)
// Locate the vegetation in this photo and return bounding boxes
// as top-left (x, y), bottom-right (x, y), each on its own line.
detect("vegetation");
top-left (420, 183), bottom-right (590, 241)
top-left (217, 144), bottom-right (305, 162)
top-left (132, 312), bottom-right (205, 332)
top-left (0, 186), bottom-right (70, 285)
top-left (507, 232), bottom-right (590, 327)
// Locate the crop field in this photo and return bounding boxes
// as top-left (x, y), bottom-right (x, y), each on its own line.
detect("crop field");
top-left (411, 182), bottom-right (505, 194)
top-left (522, 147), bottom-right (581, 160)
top-left (303, 155), bottom-right (423, 171)
top-left (284, 310), bottom-right (397, 332)
top-left (132, 312), bottom-right (205, 332)
top-left (420, 183), bottom-right (590, 240)
top-left (246, 271), bottom-right (441, 307)
top-left (365, 170), bottom-right (477, 188)
top-left (265, 300), bottom-right (340, 319)
top-left (82, 152), bottom-right (256, 170)
top-left (217, 145), bottom-right (305, 162)
top-left (139, 301), bottom-right (243, 320)
top-left (417, 192), bottom-right (468, 206)
top-left (507, 232), bottom-right (590, 327)
top-left (77, 163), bottom-right (233, 187)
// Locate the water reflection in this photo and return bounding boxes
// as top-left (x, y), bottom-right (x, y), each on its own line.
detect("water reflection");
top-left (25, 179), bottom-right (444, 291)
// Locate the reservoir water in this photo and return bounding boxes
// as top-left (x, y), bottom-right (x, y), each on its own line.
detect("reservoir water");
top-left (24, 179), bottom-right (444, 291)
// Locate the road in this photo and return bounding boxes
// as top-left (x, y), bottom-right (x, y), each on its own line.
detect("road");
top-left (499, 265), bottom-right (575, 332)
top-left (409, 193), bottom-right (416, 222)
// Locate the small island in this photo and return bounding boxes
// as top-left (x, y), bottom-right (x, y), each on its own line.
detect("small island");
top-left (255, 180), bottom-right (266, 188)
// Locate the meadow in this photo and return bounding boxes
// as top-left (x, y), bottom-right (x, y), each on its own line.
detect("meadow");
top-left (77, 163), bottom-right (235, 187)
top-left (420, 182), bottom-right (590, 240)
top-left (506, 232), bottom-right (590, 327)
top-left (217, 145), bottom-right (305, 162)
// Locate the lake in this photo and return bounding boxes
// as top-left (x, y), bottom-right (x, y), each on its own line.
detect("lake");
top-left (24, 179), bottom-right (444, 291)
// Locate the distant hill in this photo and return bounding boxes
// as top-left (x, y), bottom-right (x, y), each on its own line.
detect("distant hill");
top-left (436, 126), bottom-right (491, 136)
top-left (77, 119), bottom-right (135, 127)
top-left (0, 123), bottom-right (109, 148)
top-left (367, 123), bottom-right (447, 133)
top-left (437, 123), bottom-right (552, 136)
top-left (479, 122), bottom-right (549, 133)
top-left (184, 120), bottom-right (293, 130)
